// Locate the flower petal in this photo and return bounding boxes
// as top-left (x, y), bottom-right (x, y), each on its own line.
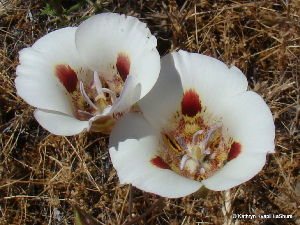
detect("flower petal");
top-left (138, 54), bottom-right (183, 129)
top-left (202, 152), bottom-right (266, 191)
top-left (110, 75), bottom-right (141, 114)
top-left (137, 50), bottom-right (274, 193)
top-left (15, 71), bottom-right (74, 115)
top-left (109, 113), bottom-right (202, 198)
top-left (221, 91), bottom-right (275, 154)
top-left (16, 27), bottom-right (92, 115)
top-left (202, 91), bottom-right (274, 191)
top-left (32, 28), bottom-right (80, 65)
top-left (171, 50), bottom-right (248, 115)
top-left (34, 109), bottom-right (89, 136)
top-left (75, 13), bottom-right (160, 100)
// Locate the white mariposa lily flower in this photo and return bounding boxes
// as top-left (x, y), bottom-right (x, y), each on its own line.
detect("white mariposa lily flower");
top-left (109, 50), bottom-right (275, 198)
top-left (15, 13), bottom-right (160, 135)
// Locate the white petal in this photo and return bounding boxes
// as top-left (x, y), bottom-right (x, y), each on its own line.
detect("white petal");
top-left (16, 27), bottom-right (91, 115)
top-left (221, 91), bottom-right (275, 153)
top-left (31, 27), bottom-right (84, 72)
top-left (34, 109), bottom-right (89, 136)
top-left (22, 27), bottom-right (91, 82)
top-left (109, 113), bottom-right (202, 198)
top-left (130, 47), bottom-right (160, 100)
top-left (110, 75), bottom-right (141, 114)
top-left (172, 50), bottom-right (248, 115)
top-left (15, 71), bottom-right (74, 116)
top-left (75, 13), bottom-right (160, 100)
top-left (86, 113), bottom-right (115, 134)
top-left (202, 152), bottom-right (266, 191)
top-left (202, 91), bottom-right (275, 191)
top-left (138, 54), bottom-right (183, 129)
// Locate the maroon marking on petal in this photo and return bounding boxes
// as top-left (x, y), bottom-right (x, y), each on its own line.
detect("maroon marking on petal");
top-left (181, 89), bottom-right (202, 117)
top-left (116, 53), bottom-right (130, 81)
top-left (228, 142), bottom-right (241, 161)
top-left (150, 156), bottom-right (170, 169)
top-left (55, 64), bottom-right (78, 93)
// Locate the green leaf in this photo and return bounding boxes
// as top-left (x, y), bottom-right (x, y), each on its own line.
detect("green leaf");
top-left (74, 205), bottom-right (101, 225)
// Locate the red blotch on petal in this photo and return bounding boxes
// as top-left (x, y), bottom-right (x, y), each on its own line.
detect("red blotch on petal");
top-left (150, 156), bottom-right (170, 169)
top-left (228, 142), bottom-right (241, 161)
top-left (181, 89), bottom-right (202, 117)
top-left (56, 65), bottom-right (78, 93)
top-left (116, 53), bottom-right (130, 81)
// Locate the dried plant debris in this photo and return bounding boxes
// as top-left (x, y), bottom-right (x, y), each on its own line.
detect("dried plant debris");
top-left (0, 0), bottom-right (299, 224)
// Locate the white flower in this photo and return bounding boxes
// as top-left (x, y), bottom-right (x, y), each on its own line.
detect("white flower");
top-left (15, 13), bottom-right (160, 135)
top-left (109, 50), bottom-right (275, 198)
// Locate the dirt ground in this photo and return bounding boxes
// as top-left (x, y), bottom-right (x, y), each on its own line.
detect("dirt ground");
top-left (0, 0), bottom-right (299, 224)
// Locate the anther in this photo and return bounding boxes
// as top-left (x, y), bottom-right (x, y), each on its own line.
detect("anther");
top-left (199, 122), bottom-right (222, 149)
top-left (192, 129), bottom-right (204, 145)
top-left (80, 81), bottom-right (98, 110)
top-left (101, 88), bottom-right (117, 103)
top-left (77, 110), bottom-right (93, 116)
top-left (93, 71), bottom-right (104, 98)
top-left (210, 152), bottom-right (216, 160)
top-left (180, 155), bottom-right (189, 170)
top-left (202, 149), bottom-right (211, 155)
top-left (175, 136), bottom-right (187, 150)
top-left (199, 167), bottom-right (206, 174)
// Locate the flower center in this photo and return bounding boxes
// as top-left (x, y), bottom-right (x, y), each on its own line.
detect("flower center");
top-left (179, 123), bottom-right (222, 174)
top-left (159, 115), bottom-right (234, 181)
top-left (73, 71), bottom-right (117, 121)
top-left (151, 89), bottom-right (243, 181)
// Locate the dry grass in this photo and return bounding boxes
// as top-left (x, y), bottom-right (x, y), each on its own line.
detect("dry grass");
top-left (0, 0), bottom-right (299, 224)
